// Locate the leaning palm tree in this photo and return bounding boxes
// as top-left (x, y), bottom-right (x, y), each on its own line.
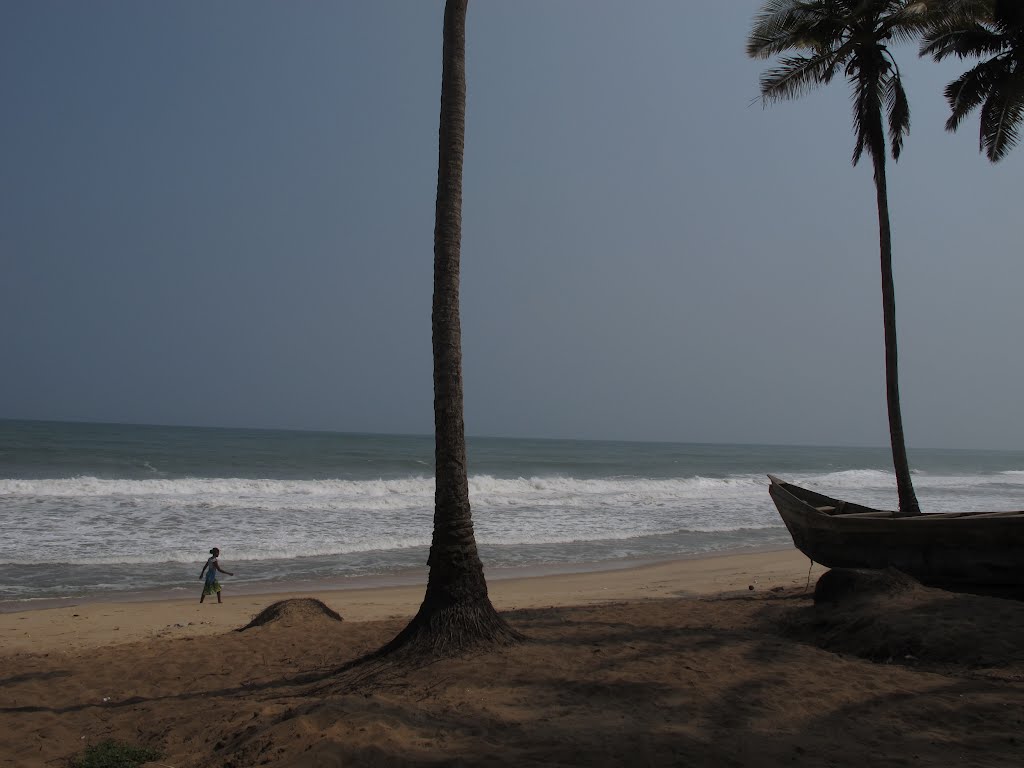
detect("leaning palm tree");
top-left (921, 0), bottom-right (1024, 161)
top-left (379, 0), bottom-right (522, 659)
top-left (747, 0), bottom-right (935, 516)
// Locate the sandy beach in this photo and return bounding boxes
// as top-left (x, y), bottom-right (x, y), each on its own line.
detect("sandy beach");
top-left (2, 547), bottom-right (1023, 767)
top-left (0, 549), bottom-right (817, 655)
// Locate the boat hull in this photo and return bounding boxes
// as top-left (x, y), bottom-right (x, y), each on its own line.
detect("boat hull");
top-left (768, 476), bottom-right (1024, 587)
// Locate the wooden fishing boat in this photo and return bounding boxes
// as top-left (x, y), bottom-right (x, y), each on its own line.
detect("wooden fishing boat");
top-left (767, 475), bottom-right (1024, 587)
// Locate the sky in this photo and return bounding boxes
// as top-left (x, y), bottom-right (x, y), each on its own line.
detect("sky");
top-left (2, 1), bottom-right (1022, 450)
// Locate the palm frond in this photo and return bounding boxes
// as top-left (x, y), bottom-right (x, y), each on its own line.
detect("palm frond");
top-left (993, 0), bottom-right (1024, 34)
top-left (922, 0), bottom-right (1024, 161)
top-left (851, 63), bottom-right (888, 166)
top-left (958, 0), bottom-right (997, 16)
top-left (748, 0), bottom-right (843, 58)
top-left (921, 22), bottom-right (1005, 59)
top-left (885, 72), bottom-right (911, 159)
top-left (978, 72), bottom-right (1024, 160)
top-left (748, 0), bottom-right (810, 58)
top-left (881, 1), bottom-right (947, 43)
top-left (929, 0), bottom-right (998, 23)
top-left (943, 56), bottom-right (1007, 130)
top-left (759, 52), bottom-right (845, 101)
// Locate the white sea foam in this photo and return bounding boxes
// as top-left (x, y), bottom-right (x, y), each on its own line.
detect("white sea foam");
top-left (792, 468), bottom-right (1024, 493)
top-left (7, 422), bottom-right (1024, 601)
top-left (0, 473), bottom-right (779, 566)
top-left (3, 470), bottom-right (1022, 572)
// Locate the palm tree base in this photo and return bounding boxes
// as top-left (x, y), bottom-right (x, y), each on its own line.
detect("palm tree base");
top-left (318, 601), bottom-right (522, 694)
top-left (378, 596), bottom-right (525, 660)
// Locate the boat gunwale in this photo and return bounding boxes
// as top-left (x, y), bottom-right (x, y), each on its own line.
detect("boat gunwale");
top-left (767, 475), bottom-right (1024, 522)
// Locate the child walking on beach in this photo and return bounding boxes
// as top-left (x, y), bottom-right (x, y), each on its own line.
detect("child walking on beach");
top-left (199, 547), bottom-right (234, 603)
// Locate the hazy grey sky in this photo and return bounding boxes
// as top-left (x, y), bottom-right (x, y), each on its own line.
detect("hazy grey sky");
top-left (2, 1), bottom-right (1022, 449)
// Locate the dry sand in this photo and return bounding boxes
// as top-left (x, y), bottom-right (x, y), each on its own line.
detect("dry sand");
top-left (1, 548), bottom-right (1022, 767)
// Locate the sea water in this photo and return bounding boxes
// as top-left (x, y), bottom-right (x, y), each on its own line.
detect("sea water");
top-left (3, 419), bottom-right (1024, 603)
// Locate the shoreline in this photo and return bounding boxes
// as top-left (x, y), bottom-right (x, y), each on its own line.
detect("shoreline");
top-left (0, 542), bottom-right (796, 615)
top-left (0, 545), bottom-right (820, 655)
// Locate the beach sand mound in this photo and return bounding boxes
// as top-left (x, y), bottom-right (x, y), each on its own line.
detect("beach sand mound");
top-left (779, 568), bottom-right (1024, 670)
top-left (813, 566), bottom-right (920, 604)
top-left (237, 598), bottom-right (344, 632)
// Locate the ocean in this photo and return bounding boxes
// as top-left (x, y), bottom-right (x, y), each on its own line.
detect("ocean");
top-left (3, 419), bottom-right (1024, 605)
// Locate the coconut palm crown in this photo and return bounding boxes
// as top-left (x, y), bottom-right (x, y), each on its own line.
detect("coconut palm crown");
top-left (747, 0), bottom-right (935, 165)
top-left (921, 0), bottom-right (1024, 161)
top-left (747, 0), bottom-right (938, 516)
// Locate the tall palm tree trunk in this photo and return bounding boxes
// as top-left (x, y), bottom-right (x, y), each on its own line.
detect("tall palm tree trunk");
top-left (380, 0), bottom-right (521, 658)
top-left (872, 150), bottom-right (921, 516)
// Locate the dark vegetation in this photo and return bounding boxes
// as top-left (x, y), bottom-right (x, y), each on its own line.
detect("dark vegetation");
top-left (69, 740), bottom-right (162, 768)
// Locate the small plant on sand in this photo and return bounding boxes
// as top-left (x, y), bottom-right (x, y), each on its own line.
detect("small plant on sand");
top-left (69, 739), bottom-right (163, 768)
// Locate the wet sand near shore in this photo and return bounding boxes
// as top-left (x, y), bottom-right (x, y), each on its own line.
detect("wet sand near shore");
top-left (0, 548), bottom-right (816, 653)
